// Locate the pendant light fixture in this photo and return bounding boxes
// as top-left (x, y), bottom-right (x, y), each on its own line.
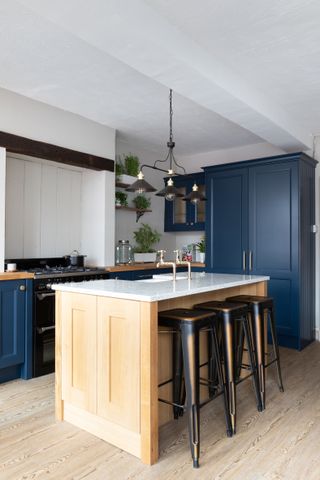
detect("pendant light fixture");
top-left (126, 89), bottom-right (206, 202)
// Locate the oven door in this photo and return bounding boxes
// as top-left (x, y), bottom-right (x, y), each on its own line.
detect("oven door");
top-left (33, 287), bottom-right (56, 377)
top-left (33, 325), bottom-right (55, 377)
top-left (34, 290), bottom-right (55, 328)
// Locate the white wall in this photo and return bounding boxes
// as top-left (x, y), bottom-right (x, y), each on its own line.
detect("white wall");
top-left (0, 148), bottom-right (6, 271)
top-left (311, 138), bottom-right (320, 340)
top-left (81, 169), bottom-right (115, 266)
top-left (0, 87), bottom-right (115, 159)
top-left (177, 141), bottom-right (285, 172)
top-left (0, 88), bottom-right (116, 270)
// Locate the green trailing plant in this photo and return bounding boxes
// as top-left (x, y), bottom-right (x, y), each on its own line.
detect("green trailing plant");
top-left (132, 194), bottom-right (151, 210)
top-left (133, 223), bottom-right (161, 253)
top-left (196, 237), bottom-right (205, 253)
top-left (124, 153), bottom-right (140, 177)
top-left (115, 190), bottom-right (128, 207)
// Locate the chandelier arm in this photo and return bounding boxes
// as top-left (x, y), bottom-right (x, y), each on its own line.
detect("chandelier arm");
top-left (172, 154), bottom-right (187, 174)
top-left (140, 163), bottom-right (170, 174)
top-left (154, 150), bottom-right (171, 169)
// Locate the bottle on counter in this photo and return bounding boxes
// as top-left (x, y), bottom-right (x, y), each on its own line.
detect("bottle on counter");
top-left (115, 240), bottom-right (134, 264)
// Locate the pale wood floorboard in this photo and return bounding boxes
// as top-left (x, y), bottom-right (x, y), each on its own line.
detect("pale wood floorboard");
top-left (1, 343), bottom-right (320, 479)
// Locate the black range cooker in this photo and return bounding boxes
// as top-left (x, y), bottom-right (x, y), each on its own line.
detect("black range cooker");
top-left (7, 257), bottom-right (110, 377)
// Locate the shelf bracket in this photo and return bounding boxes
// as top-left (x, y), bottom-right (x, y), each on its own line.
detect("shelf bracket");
top-left (136, 210), bottom-right (145, 222)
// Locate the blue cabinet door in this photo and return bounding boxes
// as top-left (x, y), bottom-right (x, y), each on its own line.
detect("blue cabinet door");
top-left (205, 168), bottom-right (248, 274)
top-left (0, 280), bottom-right (26, 369)
top-left (248, 161), bottom-right (299, 346)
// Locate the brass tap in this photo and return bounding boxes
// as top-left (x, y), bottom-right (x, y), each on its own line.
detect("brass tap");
top-left (156, 250), bottom-right (176, 281)
top-left (173, 249), bottom-right (192, 280)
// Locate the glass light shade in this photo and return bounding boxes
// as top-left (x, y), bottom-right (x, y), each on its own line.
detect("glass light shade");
top-left (155, 177), bottom-right (184, 201)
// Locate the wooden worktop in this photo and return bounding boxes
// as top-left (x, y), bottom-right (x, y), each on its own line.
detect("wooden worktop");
top-left (105, 262), bottom-right (205, 272)
top-left (0, 271), bottom-right (34, 281)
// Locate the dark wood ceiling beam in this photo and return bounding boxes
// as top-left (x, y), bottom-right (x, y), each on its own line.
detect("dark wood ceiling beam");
top-left (0, 131), bottom-right (114, 172)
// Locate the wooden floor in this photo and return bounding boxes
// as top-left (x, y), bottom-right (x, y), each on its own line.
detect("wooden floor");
top-left (1, 343), bottom-right (320, 480)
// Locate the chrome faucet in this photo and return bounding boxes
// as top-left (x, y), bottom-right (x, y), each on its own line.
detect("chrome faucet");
top-left (156, 249), bottom-right (176, 281)
top-left (173, 249), bottom-right (192, 280)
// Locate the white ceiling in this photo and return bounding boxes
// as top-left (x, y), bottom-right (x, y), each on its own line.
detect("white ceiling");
top-left (1, 0), bottom-right (320, 154)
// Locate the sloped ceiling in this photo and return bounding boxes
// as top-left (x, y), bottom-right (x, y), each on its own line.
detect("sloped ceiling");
top-left (1, 0), bottom-right (319, 154)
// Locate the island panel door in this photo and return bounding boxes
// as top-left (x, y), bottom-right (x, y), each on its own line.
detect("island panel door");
top-left (61, 292), bottom-right (97, 413)
top-left (97, 297), bottom-right (141, 433)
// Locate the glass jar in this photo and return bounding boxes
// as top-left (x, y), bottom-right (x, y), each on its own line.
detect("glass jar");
top-left (115, 240), bottom-right (133, 264)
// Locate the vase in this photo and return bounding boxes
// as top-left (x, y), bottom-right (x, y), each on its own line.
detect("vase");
top-left (199, 252), bottom-right (205, 264)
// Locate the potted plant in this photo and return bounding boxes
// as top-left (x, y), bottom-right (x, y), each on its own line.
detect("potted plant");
top-left (132, 194), bottom-right (151, 210)
top-left (124, 153), bottom-right (140, 177)
top-left (116, 153), bottom-right (140, 185)
top-left (115, 190), bottom-right (128, 207)
top-left (133, 223), bottom-right (161, 262)
top-left (196, 236), bottom-right (205, 263)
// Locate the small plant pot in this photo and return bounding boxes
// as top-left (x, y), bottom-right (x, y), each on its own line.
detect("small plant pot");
top-left (119, 174), bottom-right (137, 186)
top-left (199, 252), bottom-right (205, 263)
top-left (134, 252), bottom-right (157, 263)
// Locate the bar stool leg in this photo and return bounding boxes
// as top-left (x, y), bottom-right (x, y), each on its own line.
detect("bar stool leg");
top-left (172, 331), bottom-right (184, 419)
top-left (269, 308), bottom-right (284, 393)
top-left (221, 312), bottom-right (237, 434)
top-left (180, 323), bottom-right (200, 468)
top-left (242, 316), bottom-right (263, 412)
top-left (251, 304), bottom-right (266, 410)
top-left (235, 321), bottom-right (244, 382)
top-left (211, 324), bottom-right (233, 437)
top-left (207, 330), bottom-right (218, 398)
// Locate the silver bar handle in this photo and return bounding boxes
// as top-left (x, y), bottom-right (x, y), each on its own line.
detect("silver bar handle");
top-left (249, 251), bottom-right (253, 271)
top-left (37, 326), bottom-right (55, 334)
top-left (36, 292), bottom-right (55, 300)
top-left (242, 251), bottom-right (246, 271)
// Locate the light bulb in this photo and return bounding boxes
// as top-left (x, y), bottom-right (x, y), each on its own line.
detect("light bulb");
top-left (165, 193), bottom-right (175, 201)
top-left (191, 197), bottom-right (199, 205)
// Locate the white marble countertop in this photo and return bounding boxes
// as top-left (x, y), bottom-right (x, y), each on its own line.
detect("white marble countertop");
top-left (52, 272), bottom-right (269, 302)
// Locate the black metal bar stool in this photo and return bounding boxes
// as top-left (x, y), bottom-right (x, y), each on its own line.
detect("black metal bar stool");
top-left (194, 301), bottom-right (262, 434)
top-left (158, 308), bottom-right (232, 468)
top-left (225, 295), bottom-right (284, 410)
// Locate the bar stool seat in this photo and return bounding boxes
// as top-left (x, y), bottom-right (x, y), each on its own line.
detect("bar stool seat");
top-left (158, 308), bottom-right (231, 468)
top-left (194, 300), bottom-right (262, 434)
top-left (225, 294), bottom-right (284, 410)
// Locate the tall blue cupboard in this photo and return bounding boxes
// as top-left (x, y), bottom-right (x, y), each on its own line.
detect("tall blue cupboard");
top-left (204, 152), bottom-right (316, 350)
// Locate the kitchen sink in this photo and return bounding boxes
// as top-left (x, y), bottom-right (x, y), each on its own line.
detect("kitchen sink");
top-left (137, 274), bottom-right (189, 283)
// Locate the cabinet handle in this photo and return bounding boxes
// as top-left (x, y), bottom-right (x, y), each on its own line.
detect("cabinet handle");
top-left (249, 251), bottom-right (253, 271)
top-left (19, 285), bottom-right (26, 291)
top-left (242, 251), bottom-right (246, 271)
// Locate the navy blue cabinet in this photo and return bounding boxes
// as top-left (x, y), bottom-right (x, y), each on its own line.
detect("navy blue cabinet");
top-left (204, 153), bottom-right (316, 350)
top-left (0, 279), bottom-right (33, 383)
top-left (164, 172), bottom-right (205, 231)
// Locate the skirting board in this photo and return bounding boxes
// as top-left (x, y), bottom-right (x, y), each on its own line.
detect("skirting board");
top-left (64, 403), bottom-right (141, 458)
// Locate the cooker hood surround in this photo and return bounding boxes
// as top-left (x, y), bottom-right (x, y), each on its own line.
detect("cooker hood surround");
top-left (126, 89), bottom-right (206, 204)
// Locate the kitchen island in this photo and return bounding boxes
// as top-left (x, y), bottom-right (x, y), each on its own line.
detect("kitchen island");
top-left (53, 272), bottom-right (269, 465)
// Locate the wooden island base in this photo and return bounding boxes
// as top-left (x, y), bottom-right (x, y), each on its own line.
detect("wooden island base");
top-left (55, 280), bottom-right (267, 465)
